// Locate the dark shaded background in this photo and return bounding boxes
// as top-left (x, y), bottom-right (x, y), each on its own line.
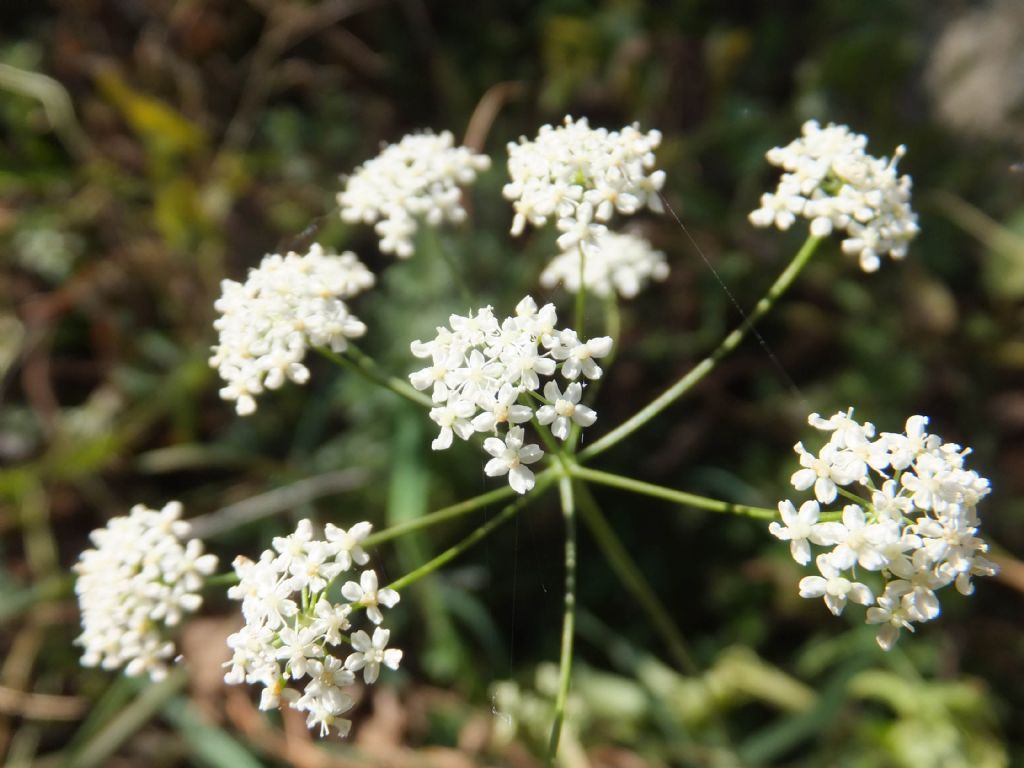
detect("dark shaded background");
top-left (1, 1), bottom-right (1022, 765)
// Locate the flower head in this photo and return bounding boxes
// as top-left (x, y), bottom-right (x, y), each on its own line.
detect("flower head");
top-left (504, 116), bottom-right (665, 253)
top-left (224, 520), bottom-right (401, 738)
top-left (210, 245), bottom-right (374, 415)
top-left (338, 131), bottom-right (490, 258)
top-left (409, 296), bottom-right (612, 493)
top-left (775, 408), bottom-right (996, 650)
top-left (74, 501), bottom-right (218, 681)
top-left (540, 230), bottom-right (669, 299)
top-left (749, 121), bottom-right (919, 272)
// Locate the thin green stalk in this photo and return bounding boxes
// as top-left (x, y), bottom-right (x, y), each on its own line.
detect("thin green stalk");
top-left (575, 484), bottom-right (697, 674)
top-left (571, 465), bottom-right (777, 520)
top-left (837, 486), bottom-right (870, 508)
top-left (366, 475), bottom-right (545, 546)
top-left (579, 235), bottom-right (822, 461)
top-left (547, 472), bottom-right (577, 762)
top-left (575, 242), bottom-right (587, 333)
top-left (315, 345), bottom-right (432, 408)
top-left (384, 476), bottom-right (552, 592)
top-left (569, 293), bottom-right (619, 452)
top-left (204, 572), bottom-right (240, 588)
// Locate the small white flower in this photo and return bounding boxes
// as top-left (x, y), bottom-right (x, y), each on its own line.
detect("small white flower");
top-left (798, 554), bottom-right (874, 616)
top-left (341, 569), bottom-right (400, 625)
top-left (866, 585), bottom-right (915, 651)
top-left (535, 381), bottom-right (597, 441)
top-left (323, 521), bottom-right (373, 571)
top-left (768, 499), bottom-right (842, 565)
top-left (428, 399), bottom-right (477, 450)
top-left (472, 383), bottom-right (533, 434)
top-left (557, 335), bottom-right (613, 381)
top-left (827, 505), bottom-right (893, 571)
top-left (483, 426), bottom-right (544, 494)
top-left (276, 626), bottom-right (323, 680)
top-left (345, 628), bottom-right (403, 685)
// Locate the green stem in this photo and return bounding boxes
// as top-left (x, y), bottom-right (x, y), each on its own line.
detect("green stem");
top-left (204, 572), bottom-right (240, 588)
top-left (837, 487), bottom-right (870, 508)
top-left (571, 465), bottom-right (777, 520)
top-left (575, 242), bottom-right (587, 333)
top-left (547, 472), bottom-right (577, 763)
top-left (569, 293), bottom-right (619, 452)
top-left (579, 235), bottom-right (822, 461)
top-left (385, 476), bottom-right (553, 592)
top-left (315, 345), bottom-right (432, 408)
top-left (575, 484), bottom-right (697, 674)
top-left (365, 478), bottom-right (539, 546)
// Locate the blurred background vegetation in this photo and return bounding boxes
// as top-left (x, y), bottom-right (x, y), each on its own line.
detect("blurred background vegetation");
top-left (1, 1), bottom-right (1022, 766)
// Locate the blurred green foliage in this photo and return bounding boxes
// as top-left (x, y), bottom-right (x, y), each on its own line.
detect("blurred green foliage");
top-left (1, 0), bottom-right (1021, 765)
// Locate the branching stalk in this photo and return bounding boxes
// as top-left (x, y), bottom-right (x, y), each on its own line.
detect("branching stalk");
top-left (575, 484), bottom-right (697, 674)
top-left (385, 476), bottom-right (554, 592)
top-left (315, 345), bottom-right (432, 408)
top-left (366, 478), bottom-right (539, 545)
top-left (546, 472), bottom-right (577, 762)
top-left (570, 465), bottom-right (777, 519)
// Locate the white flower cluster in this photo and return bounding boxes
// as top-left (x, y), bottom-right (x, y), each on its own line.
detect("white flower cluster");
top-left (540, 230), bottom-right (669, 299)
top-left (338, 131), bottom-right (491, 258)
top-left (210, 244), bottom-right (374, 416)
top-left (771, 409), bottom-right (997, 650)
top-left (503, 116), bottom-right (666, 254)
top-left (409, 296), bottom-right (612, 494)
top-left (749, 120), bottom-right (919, 272)
top-left (224, 520), bottom-right (401, 738)
top-left (74, 501), bottom-right (218, 681)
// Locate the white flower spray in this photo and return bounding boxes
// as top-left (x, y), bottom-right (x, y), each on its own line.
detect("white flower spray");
top-left (772, 409), bottom-right (997, 649)
top-left (503, 116), bottom-right (666, 254)
top-left (224, 520), bottom-right (401, 737)
top-left (408, 296), bottom-right (611, 494)
top-left (210, 244), bottom-right (374, 415)
top-left (540, 230), bottom-right (669, 299)
top-left (749, 120), bottom-right (919, 272)
top-left (338, 131), bottom-right (491, 258)
top-left (74, 501), bottom-right (218, 681)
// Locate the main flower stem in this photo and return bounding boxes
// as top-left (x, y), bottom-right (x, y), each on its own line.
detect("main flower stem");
top-left (315, 345), bottom-right (433, 408)
top-left (365, 477), bottom-right (539, 546)
top-left (547, 471), bottom-right (577, 763)
top-left (575, 241), bottom-right (587, 333)
top-left (385, 475), bottom-right (554, 593)
top-left (579, 234), bottom-right (822, 461)
top-left (575, 484), bottom-right (697, 674)
top-left (569, 293), bottom-right (619, 452)
top-left (571, 465), bottom-right (777, 519)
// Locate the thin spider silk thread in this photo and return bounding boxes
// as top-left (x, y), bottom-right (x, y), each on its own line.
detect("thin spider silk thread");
top-left (657, 189), bottom-right (808, 405)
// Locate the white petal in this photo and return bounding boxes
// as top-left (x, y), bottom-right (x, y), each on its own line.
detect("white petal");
top-left (509, 465), bottom-right (535, 494)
